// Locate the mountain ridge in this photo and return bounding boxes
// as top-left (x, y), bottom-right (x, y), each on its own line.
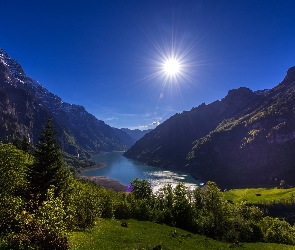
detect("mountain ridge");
top-left (0, 48), bottom-right (129, 158)
top-left (125, 67), bottom-right (295, 188)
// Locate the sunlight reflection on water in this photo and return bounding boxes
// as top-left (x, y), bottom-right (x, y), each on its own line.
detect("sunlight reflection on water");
top-left (143, 170), bottom-right (202, 192)
top-left (89, 152), bottom-right (203, 193)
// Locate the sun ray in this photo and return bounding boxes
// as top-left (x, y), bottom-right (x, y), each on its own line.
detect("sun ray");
top-left (130, 24), bottom-right (211, 106)
top-left (143, 32), bottom-right (199, 89)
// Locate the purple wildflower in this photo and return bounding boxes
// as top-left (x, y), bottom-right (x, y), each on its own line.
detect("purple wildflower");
top-left (126, 184), bottom-right (133, 193)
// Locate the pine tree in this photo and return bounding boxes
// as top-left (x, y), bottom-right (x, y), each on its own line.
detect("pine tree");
top-left (20, 136), bottom-right (32, 153)
top-left (29, 118), bottom-right (70, 201)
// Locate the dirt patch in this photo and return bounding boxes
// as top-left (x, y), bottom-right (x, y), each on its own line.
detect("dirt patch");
top-left (78, 175), bottom-right (126, 192)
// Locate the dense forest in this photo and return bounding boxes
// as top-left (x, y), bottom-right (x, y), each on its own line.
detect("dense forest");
top-left (1, 120), bottom-right (295, 249)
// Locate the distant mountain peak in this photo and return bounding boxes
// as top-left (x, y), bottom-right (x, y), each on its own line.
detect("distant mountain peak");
top-left (0, 49), bottom-right (26, 83)
top-left (283, 66), bottom-right (295, 82)
top-left (225, 87), bottom-right (254, 99)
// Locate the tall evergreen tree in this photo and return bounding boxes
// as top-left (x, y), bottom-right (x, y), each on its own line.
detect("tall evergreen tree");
top-left (20, 136), bottom-right (32, 153)
top-left (29, 118), bottom-right (70, 201)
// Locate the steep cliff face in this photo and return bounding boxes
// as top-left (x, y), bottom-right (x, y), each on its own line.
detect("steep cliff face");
top-left (125, 67), bottom-right (295, 188)
top-left (0, 49), bottom-right (128, 157)
top-left (0, 51), bottom-right (51, 144)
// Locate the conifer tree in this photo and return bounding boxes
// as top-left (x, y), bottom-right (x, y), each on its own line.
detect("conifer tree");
top-left (20, 136), bottom-right (32, 153)
top-left (29, 118), bottom-right (69, 201)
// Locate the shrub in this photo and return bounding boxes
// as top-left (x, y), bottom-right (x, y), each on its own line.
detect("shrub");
top-left (171, 183), bottom-right (194, 230)
top-left (0, 195), bottom-right (24, 233)
top-left (261, 217), bottom-right (295, 245)
top-left (1, 188), bottom-right (69, 250)
top-left (114, 193), bottom-right (131, 219)
top-left (130, 178), bottom-right (153, 201)
top-left (0, 142), bottom-right (32, 197)
top-left (69, 180), bottom-right (102, 229)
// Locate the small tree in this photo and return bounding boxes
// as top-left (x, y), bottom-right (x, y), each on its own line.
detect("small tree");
top-left (130, 178), bottom-right (153, 200)
top-left (280, 180), bottom-right (285, 189)
top-left (29, 118), bottom-right (70, 201)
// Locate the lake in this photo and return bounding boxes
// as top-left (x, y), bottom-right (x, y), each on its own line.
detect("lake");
top-left (82, 151), bottom-right (203, 192)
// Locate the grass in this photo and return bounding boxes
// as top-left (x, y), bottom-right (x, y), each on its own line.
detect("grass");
top-left (69, 218), bottom-right (294, 250)
top-left (224, 187), bottom-right (295, 204)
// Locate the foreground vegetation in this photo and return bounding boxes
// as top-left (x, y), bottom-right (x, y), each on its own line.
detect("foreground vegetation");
top-left (70, 219), bottom-right (294, 250)
top-left (1, 119), bottom-right (295, 249)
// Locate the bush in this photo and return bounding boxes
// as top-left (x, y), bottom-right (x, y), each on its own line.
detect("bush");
top-left (2, 221), bottom-right (69, 250)
top-left (68, 180), bottom-right (102, 229)
top-left (130, 178), bottom-right (153, 201)
top-left (0, 188), bottom-right (69, 250)
top-left (114, 193), bottom-right (131, 219)
top-left (261, 217), bottom-right (295, 245)
top-left (171, 183), bottom-right (194, 230)
top-left (130, 197), bottom-right (152, 220)
top-left (0, 142), bottom-right (32, 197)
top-left (0, 195), bottom-right (24, 233)
top-left (99, 189), bottom-right (115, 219)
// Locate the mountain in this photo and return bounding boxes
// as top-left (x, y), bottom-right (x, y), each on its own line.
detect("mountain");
top-left (121, 128), bottom-right (153, 141)
top-left (0, 48), bottom-right (128, 158)
top-left (112, 127), bottom-right (136, 148)
top-left (111, 128), bottom-right (153, 148)
top-left (125, 67), bottom-right (295, 188)
top-left (125, 87), bottom-right (261, 168)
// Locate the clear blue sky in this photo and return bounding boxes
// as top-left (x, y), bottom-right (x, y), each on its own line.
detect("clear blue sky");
top-left (2, 0), bottom-right (295, 129)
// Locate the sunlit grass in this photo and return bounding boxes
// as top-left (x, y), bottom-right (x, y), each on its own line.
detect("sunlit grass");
top-left (224, 187), bottom-right (295, 203)
top-left (69, 218), bottom-right (294, 250)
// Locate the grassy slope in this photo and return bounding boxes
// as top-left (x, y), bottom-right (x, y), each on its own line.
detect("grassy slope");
top-left (69, 219), bottom-right (293, 250)
top-left (224, 187), bottom-right (295, 203)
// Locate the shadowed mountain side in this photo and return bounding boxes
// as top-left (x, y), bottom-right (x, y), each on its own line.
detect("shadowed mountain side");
top-left (125, 67), bottom-right (295, 188)
top-left (187, 66), bottom-right (295, 188)
top-left (124, 87), bottom-right (261, 169)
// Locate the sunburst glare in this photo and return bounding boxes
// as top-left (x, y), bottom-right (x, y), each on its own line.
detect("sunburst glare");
top-left (163, 58), bottom-right (180, 76)
top-left (143, 32), bottom-right (198, 91)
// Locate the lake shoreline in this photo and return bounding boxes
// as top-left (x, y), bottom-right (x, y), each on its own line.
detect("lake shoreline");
top-left (79, 163), bottom-right (107, 172)
top-left (77, 162), bottom-right (126, 192)
top-left (78, 175), bottom-right (126, 192)
top-left (78, 151), bottom-right (201, 193)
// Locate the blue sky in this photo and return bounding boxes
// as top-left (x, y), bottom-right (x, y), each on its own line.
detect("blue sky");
top-left (2, 0), bottom-right (295, 129)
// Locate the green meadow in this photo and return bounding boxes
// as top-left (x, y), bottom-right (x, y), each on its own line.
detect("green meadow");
top-left (224, 187), bottom-right (295, 203)
top-left (69, 219), bottom-right (294, 250)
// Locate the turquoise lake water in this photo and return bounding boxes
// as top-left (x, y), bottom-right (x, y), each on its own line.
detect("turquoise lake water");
top-left (82, 151), bottom-right (203, 192)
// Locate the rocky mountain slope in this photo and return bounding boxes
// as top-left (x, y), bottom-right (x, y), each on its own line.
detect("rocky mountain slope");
top-left (0, 48), bottom-right (128, 158)
top-left (125, 67), bottom-right (295, 188)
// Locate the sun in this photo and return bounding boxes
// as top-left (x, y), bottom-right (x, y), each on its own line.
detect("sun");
top-left (144, 38), bottom-right (195, 87)
top-left (163, 58), bottom-right (181, 76)
top-left (141, 29), bottom-right (198, 89)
